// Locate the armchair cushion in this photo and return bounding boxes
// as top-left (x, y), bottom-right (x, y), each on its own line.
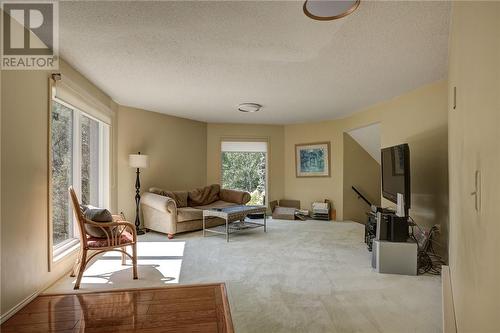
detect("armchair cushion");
top-left (87, 231), bottom-right (133, 248)
top-left (81, 205), bottom-right (114, 238)
top-left (149, 187), bottom-right (188, 207)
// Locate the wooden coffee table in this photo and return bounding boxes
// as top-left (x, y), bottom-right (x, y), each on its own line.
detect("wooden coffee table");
top-left (203, 205), bottom-right (267, 242)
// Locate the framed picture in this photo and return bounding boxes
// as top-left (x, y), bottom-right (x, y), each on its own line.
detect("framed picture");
top-left (295, 142), bottom-right (330, 177)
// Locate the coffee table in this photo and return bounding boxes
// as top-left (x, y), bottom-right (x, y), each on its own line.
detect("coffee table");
top-left (203, 205), bottom-right (267, 242)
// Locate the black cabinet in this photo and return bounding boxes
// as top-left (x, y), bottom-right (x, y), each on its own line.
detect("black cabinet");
top-left (365, 210), bottom-right (409, 251)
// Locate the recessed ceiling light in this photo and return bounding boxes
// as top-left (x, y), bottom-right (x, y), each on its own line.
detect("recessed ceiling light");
top-left (303, 0), bottom-right (360, 21)
top-left (237, 103), bottom-right (262, 113)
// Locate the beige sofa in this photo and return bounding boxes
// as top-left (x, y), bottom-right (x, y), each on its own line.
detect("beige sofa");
top-left (140, 184), bottom-right (251, 238)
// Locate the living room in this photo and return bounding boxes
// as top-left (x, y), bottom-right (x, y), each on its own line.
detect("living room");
top-left (1, 1), bottom-right (499, 332)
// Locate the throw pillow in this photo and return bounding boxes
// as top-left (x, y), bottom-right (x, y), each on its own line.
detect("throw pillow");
top-left (149, 188), bottom-right (188, 207)
top-left (188, 184), bottom-right (220, 206)
top-left (81, 205), bottom-right (114, 238)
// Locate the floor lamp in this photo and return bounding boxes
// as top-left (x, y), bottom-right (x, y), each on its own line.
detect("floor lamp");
top-left (129, 152), bottom-right (149, 235)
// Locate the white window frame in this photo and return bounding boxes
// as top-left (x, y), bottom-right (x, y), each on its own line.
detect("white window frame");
top-left (51, 97), bottom-right (110, 262)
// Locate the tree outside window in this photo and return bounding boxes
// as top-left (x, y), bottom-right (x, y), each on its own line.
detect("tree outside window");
top-left (221, 151), bottom-right (266, 205)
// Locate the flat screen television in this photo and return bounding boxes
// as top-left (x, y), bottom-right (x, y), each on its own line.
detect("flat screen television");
top-left (381, 144), bottom-right (411, 212)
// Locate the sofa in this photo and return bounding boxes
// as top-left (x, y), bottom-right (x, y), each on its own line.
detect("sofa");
top-left (140, 184), bottom-right (251, 238)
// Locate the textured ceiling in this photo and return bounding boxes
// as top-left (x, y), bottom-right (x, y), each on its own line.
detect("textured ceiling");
top-left (59, 1), bottom-right (450, 124)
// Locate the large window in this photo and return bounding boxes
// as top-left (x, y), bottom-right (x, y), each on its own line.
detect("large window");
top-left (51, 99), bottom-right (110, 253)
top-left (51, 101), bottom-right (74, 245)
top-left (221, 141), bottom-right (267, 205)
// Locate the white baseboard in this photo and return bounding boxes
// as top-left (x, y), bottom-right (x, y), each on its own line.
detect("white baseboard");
top-left (0, 289), bottom-right (40, 324)
top-left (0, 266), bottom-right (74, 324)
top-left (442, 265), bottom-right (457, 333)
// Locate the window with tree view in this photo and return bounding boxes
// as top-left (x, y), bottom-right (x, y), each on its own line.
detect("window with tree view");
top-left (221, 141), bottom-right (267, 205)
top-left (51, 99), bottom-right (110, 251)
top-left (51, 102), bottom-right (74, 245)
top-left (80, 115), bottom-right (100, 207)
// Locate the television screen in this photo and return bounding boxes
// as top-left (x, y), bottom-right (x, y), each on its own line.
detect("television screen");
top-left (381, 144), bottom-right (411, 209)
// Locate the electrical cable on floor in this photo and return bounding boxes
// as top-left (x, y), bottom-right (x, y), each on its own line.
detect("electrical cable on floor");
top-left (408, 218), bottom-right (445, 275)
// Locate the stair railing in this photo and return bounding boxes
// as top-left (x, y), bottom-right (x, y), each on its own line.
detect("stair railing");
top-left (351, 186), bottom-right (372, 207)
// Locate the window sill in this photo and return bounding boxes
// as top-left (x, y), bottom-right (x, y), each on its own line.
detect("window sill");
top-left (53, 239), bottom-right (80, 263)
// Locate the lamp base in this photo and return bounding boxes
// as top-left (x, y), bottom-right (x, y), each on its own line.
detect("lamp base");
top-left (136, 228), bottom-right (146, 235)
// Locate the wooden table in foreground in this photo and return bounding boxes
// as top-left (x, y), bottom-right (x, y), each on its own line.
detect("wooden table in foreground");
top-left (1, 283), bottom-right (234, 333)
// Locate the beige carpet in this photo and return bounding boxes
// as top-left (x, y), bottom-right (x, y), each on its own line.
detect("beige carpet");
top-left (44, 219), bottom-right (442, 333)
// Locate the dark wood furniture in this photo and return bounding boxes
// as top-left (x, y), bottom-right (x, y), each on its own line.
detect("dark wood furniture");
top-left (0, 284), bottom-right (234, 333)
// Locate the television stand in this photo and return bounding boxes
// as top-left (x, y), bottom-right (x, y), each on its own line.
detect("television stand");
top-left (365, 209), bottom-right (409, 250)
top-left (371, 239), bottom-right (418, 275)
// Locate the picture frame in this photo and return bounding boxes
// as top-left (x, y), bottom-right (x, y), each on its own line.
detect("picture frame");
top-left (295, 141), bottom-right (331, 177)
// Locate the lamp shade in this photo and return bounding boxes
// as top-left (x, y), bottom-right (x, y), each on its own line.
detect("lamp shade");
top-left (129, 154), bottom-right (149, 168)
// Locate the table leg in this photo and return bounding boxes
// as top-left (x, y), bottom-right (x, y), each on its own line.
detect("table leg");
top-left (226, 217), bottom-right (229, 242)
top-left (264, 212), bottom-right (267, 232)
top-left (203, 215), bottom-right (205, 237)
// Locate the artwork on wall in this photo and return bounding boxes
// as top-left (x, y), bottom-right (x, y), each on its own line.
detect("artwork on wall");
top-left (295, 142), bottom-right (330, 177)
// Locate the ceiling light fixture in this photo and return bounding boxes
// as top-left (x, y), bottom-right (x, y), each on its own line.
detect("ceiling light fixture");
top-left (303, 0), bottom-right (360, 21)
top-left (237, 103), bottom-right (262, 113)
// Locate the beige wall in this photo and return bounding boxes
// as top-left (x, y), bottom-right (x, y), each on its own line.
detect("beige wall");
top-left (1, 65), bottom-right (208, 318)
top-left (379, 81), bottom-right (449, 256)
top-left (448, 2), bottom-right (500, 332)
top-left (343, 133), bottom-right (380, 223)
top-left (206, 123), bottom-right (285, 205)
top-left (205, 82), bottom-right (447, 238)
top-left (284, 81), bottom-right (448, 254)
top-left (284, 118), bottom-right (378, 219)
top-left (0, 61), bottom-right (116, 318)
top-left (117, 106), bottom-right (207, 221)
top-left (57, 61), bottom-right (120, 211)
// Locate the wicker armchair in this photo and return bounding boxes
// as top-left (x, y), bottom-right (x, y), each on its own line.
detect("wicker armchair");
top-left (69, 186), bottom-right (138, 289)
